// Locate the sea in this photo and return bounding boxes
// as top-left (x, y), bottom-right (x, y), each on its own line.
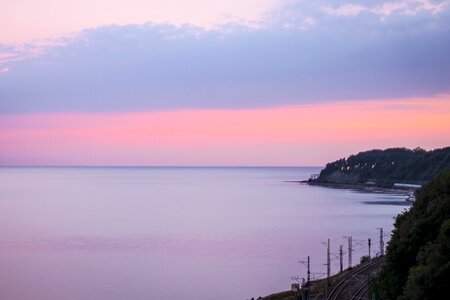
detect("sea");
top-left (0, 167), bottom-right (410, 300)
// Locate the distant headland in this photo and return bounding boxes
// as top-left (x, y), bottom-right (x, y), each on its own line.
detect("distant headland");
top-left (308, 147), bottom-right (450, 190)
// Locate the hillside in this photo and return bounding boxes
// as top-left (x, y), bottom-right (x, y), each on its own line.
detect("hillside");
top-left (374, 170), bottom-right (450, 299)
top-left (313, 147), bottom-right (450, 187)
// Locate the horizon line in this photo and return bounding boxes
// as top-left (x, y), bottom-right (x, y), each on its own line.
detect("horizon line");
top-left (0, 165), bottom-right (323, 168)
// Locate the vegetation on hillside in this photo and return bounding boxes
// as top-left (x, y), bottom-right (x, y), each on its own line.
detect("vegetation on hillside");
top-left (374, 170), bottom-right (450, 299)
top-left (314, 147), bottom-right (450, 187)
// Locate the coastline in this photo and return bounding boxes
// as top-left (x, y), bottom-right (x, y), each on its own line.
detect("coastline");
top-left (258, 180), bottom-right (418, 299)
top-left (306, 181), bottom-right (417, 196)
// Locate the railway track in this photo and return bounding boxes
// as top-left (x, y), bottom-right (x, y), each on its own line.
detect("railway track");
top-left (350, 278), bottom-right (373, 300)
top-left (326, 257), bottom-right (384, 300)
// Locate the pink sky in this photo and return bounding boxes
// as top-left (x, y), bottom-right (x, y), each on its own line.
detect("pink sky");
top-left (1, 95), bottom-right (449, 166)
top-left (0, 0), bottom-right (284, 44)
top-left (2, 1), bottom-right (449, 166)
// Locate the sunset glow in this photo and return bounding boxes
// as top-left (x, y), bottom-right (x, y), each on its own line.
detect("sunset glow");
top-left (1, 0), bottom-right (450, 166)
top-left (1, 2), bottom-right (450, 299)
top-left (2, 95), bottom-right (449, 166)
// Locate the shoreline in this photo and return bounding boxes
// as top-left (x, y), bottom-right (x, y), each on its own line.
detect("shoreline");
top-left (283, 180), bottom-right (418, 200)
top-left (258, 181), bottom-right (418, 299)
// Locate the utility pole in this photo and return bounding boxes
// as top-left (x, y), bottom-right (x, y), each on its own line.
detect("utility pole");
top-left (307, 256), bottom-right (310, 283)
top-left (368, 238), bottom-right (372, 258)
top-left (379, 228), bottom-right (384, 256)
top-left (327, 238), bottom-right (331, 286)
top-left (339, 245), bottom-right (343, 273)
top-left (298, 256), bottom-right (311, 284)
top-left (321, 239), bottom-right (331, 298)
top-left (348, 236), bottom-right (353, 268)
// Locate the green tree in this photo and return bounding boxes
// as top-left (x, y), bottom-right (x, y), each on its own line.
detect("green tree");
top-left (375, 170), bottom-right (450, 299)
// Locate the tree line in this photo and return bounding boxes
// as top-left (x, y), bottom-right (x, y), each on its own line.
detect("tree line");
top-left (374, 170), bottom-right (450, 299)
top-left (315, 147), bottom-right (450, 187)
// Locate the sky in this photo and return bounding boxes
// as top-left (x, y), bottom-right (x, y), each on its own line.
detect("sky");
top-left (1, 0), bottom-right (450, 166)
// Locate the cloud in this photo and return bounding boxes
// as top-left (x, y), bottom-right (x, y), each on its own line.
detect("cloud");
top-left (1, 1), bottom-right (450, 113)
top-left (322, 4), bottom-right (367, 16)
top-left (0, 36), bottom-right (71, 67)
top-left (323, 0), bottom-right (449, 17)
top-left (0, 0), bottom-right (288, 44)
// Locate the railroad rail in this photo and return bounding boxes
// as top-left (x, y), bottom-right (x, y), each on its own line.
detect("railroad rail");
top-left (326, 257), bottom-right (384, 300)
top-left (350, 277), bottom-right (373, 300)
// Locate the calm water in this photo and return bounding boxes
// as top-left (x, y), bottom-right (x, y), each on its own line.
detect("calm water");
top-left (0, 167), bottom-right (409, 299)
